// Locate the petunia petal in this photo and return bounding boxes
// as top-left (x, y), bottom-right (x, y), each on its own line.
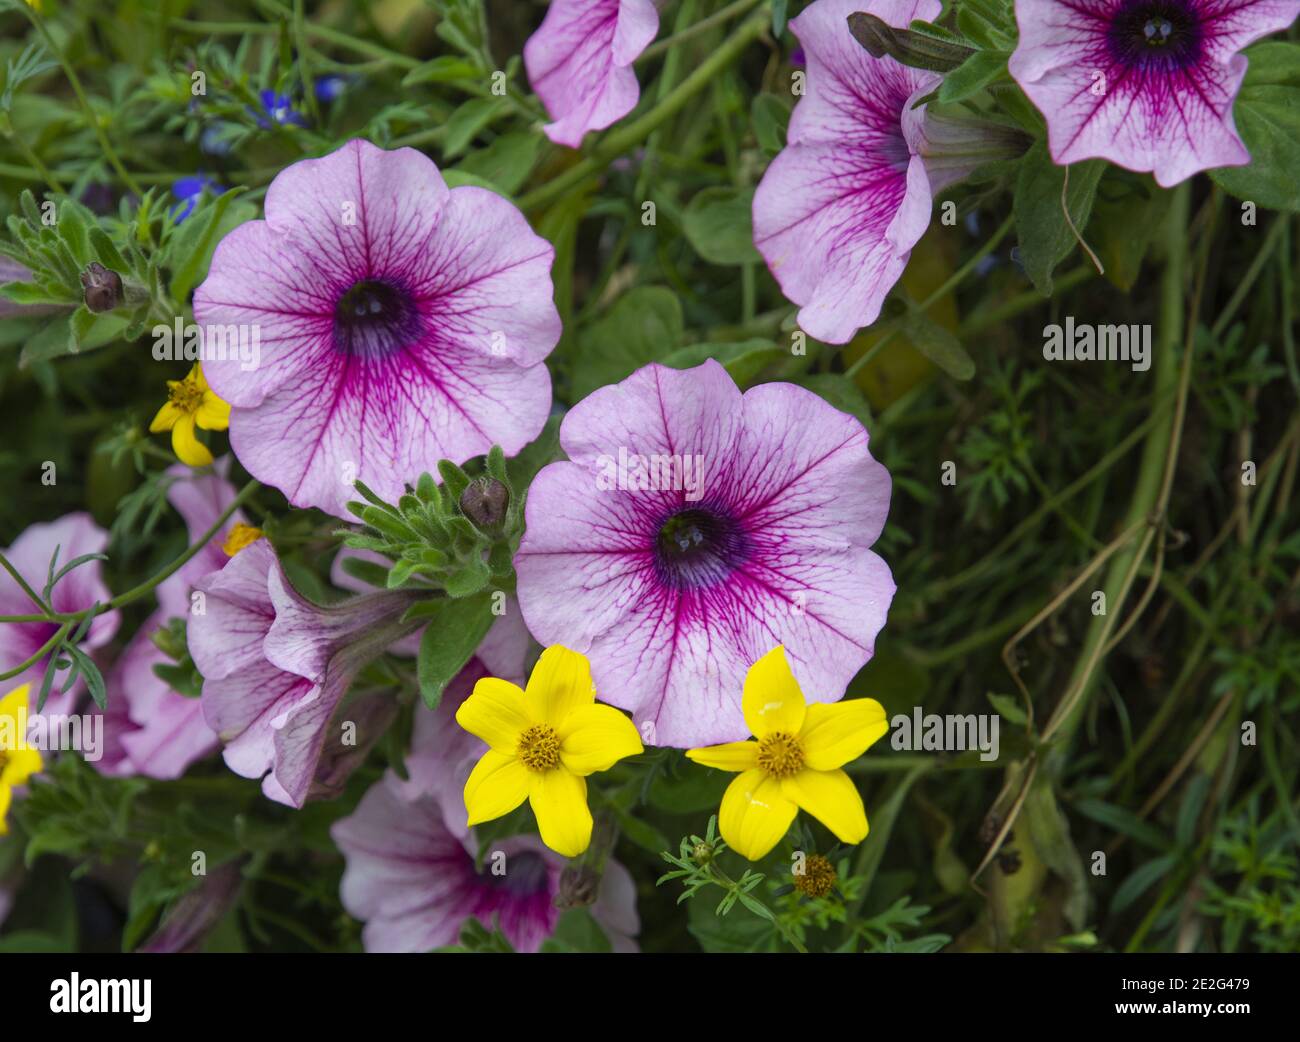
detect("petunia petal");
top-left (742, 646), bottom-right (807, 737)
top-left (463, 749), bottom-right (531, 826)
top-left (685, 740), bottom-right (760, 773)
top-left (557, 703), bottom-right (643, 775)
top-left (719, 769), bottom-right (798, 861)
top-left (781, 767), bottom-right (868, 844)
top-left (528, 768), bottom-right (592, 857)
top-left (800, 698), bottom-right (889, 770)
top-left (455, 677), bottom-right (534, 752)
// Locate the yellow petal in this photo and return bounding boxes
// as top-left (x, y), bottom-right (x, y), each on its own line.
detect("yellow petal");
top-left (455, 677), bottom-right (534, 753)
top-left (0, 745), bottom-right (42, 788)
top-left (171, 415), bottom-right (213, 467)
top-left (525, 645), bottom-right (596, 727)
top-left (189, 363), bottom-right (209, 390)
top-left (781, 768), bottom-right (868, 845)
top-left (462, 749), bottom-right (530, 826)
top-left (742, 646), bottom-right (806, 737)
top-left (685, 740), bottom-right (759, 773)
top-left (0, 785), bottom-right (10, 836)
top-left (195, 393), bottom-right (231, 430)
top-left (149, 400), bottom-right (181, 433)
top-left (0, 683), bottom-right (30, 721)
top-left (719, 768), bottom-right (797, 860)
top-left (799, 698), bottom-right (889, 770)
top-left (557, 703), bottom-right (643, 776)
top-left (528, 768), bottom-right (591, 857)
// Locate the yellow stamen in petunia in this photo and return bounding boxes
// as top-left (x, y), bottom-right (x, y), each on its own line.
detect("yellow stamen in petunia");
top-left (517, 723), bottom-right (561, 772)
top-left (221, 522), bottom-right (264, 557)
top-left (149, 362), bottom-right (231, 468)
top-left (456, 646), bottom-right (644, 858)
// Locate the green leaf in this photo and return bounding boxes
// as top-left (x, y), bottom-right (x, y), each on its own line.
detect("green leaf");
top-left (441, 97), bottom-right (509, 161)
top-left (1089, 173), bottom-right (1171, 291)
top-left (1072, 798), bottom-right (1173, 852)
top-left (453, 131), bottom-right (544, 195)
top-left (985, 691), bottom-right (1027, 726)
top-left (938, 49), bottom-right (1008, 104)
top-left (1013, 141), bottom-right (1104, 294)
top-left (415, 591), bottom-right (495, 710)
top-left (682, 187), bottom-right (762, 266)
top-left (571, 286), bottom-right (684, 400)
top-left (901, 311), bottom-right (975, 380)
top-left (402, 55), bottom-right (481, 86)
top-left (167, 190), bottom-right (254, 301)
top-left (661, 338), bottom-right (787, 387)
top-left (1208, 82), bottom-right (1300, 213)
top-left (750, 93), bottom-right (791, 153)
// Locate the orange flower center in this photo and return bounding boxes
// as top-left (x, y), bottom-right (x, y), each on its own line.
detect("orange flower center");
top-left (793, 854), bottom-right (837, 899)
top-left (518, 724), bottom-right (561, 772)
top-left (167, 377), bottom-right (204, 414)
top-left (757, 731), bottom-right (804, 778)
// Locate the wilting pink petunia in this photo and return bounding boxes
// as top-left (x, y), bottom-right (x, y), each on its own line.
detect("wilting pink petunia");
top-left (188, 539), bottom-right (417, 806)
top-left (332, 668), bottom-right (639, 953)
top-left (99, 462), bottom-right (246, 780)
top-left (0, 513), bottom-right (118, 716)
top-left (514, 360), bottom-right (895, 748)
top-left (753, 0), bottom-right (1003, 344)
top-left (523, 0), bottom-right (659, 148)
top-left (193, 139), bottom-right (561, 518)
top-left (1009, 0), bottom-right (1299, 186)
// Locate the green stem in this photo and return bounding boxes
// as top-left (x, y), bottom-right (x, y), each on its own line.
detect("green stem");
top-left (0, 479), bottom-right (260, 625)
top-left (1043, 181), bottom-right (1190, 746)
top-left (0, 622), bottom-right (72, 683)
top-left (517, 7), bottom-right (771, 213)
top-left (23, 7), bottom-right (143, 196)
top-left (639, 0), bottom-right (765, 63)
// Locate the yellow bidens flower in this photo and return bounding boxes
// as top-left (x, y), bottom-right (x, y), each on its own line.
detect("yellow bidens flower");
top-left (221, 522), bottom-right (264, 557)
top-left (0, 685), bottom-right (44, 836)
top-left (456, 645), bottom-right (643, 858)
top-left (686, 646), bottom-right (888, 861)
top-left (149, 363), bottom-right (230, 467)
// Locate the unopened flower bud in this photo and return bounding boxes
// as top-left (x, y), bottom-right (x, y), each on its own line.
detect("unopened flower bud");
top-left (81, 262), bottom-right (123, 313)
top-left (555, 866), bottom-right (600, 911)
top-left (459, 477), bottom-right (510, 531)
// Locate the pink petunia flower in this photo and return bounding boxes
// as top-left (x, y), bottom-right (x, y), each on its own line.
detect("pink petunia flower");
top-left (332, 665), bottom-right (639, 953)
top-left (1009, 0), bottom-right (1299, 186)
top-left (752, 0), bottom-right (944, 345)
top-left (188, 539), bottom-right (418, 807)
top-left (99, 462), bottom-right (246, 780)
top-left (513, 360), bottom-right (895, 749)
top-left (523, 0), bottom-right (659, 148)
top-left (0, 513), bottom-right (118, 716)
top-left (193, 139), bottom-right (561, 518)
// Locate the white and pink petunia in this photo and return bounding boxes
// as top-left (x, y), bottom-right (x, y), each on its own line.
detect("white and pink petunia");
top-left (523, 0), bottom-right (659, 148)
top-left (188, 539), bottom-right (417, 807)
top-left (1009, 0), bottom-right (1300, 186)
top-left (193, 139), bottom-right (561, 518)
top-left (513, 360), bottom-right (896, 749)
top-left (97, 462), bottom-right (246, 781)
top-left (752, 0), bottom-right (946, 345)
